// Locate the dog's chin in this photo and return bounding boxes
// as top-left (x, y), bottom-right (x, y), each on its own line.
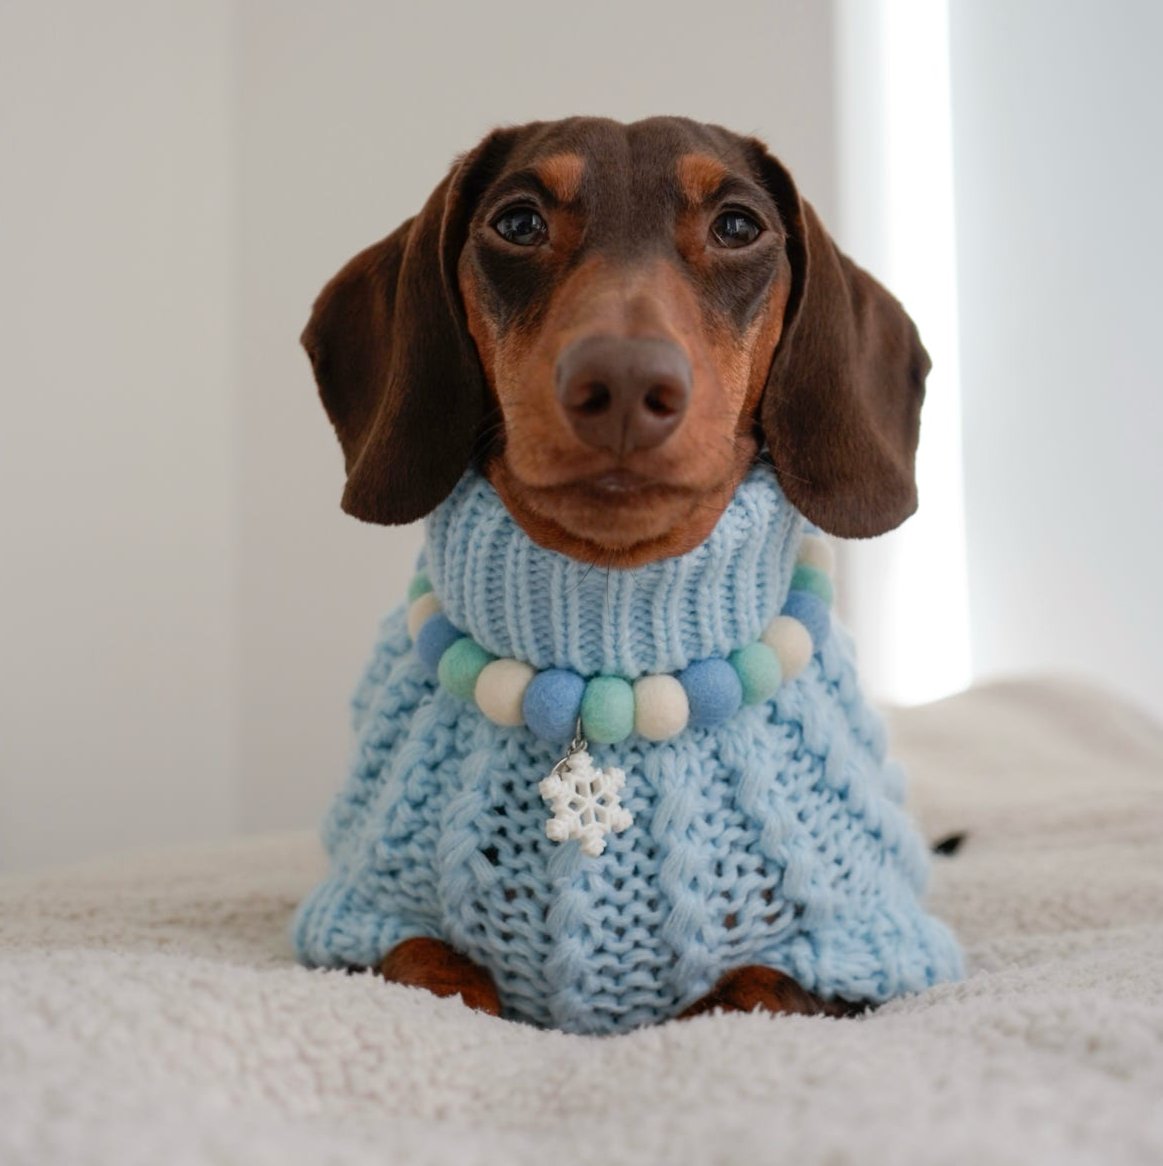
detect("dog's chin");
top-left (486, 463), bottom-right (739, 567)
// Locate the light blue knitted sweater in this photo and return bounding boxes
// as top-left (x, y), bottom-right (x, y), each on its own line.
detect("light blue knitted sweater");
top-left (292, 467), bottom-right (963, 1033)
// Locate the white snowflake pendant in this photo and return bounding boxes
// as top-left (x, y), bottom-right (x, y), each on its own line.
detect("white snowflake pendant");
top-left (538, 736), bottom-right (633, 858)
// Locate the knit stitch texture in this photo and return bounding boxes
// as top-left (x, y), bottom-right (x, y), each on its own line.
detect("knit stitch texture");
top-left (292, 467), bottom-right (963, 1034)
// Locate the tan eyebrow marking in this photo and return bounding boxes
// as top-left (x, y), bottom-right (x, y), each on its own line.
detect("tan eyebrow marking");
top-left (533, 153), bottom-right (586, 204)
top-left (676, 153), bottom-right (730, 205)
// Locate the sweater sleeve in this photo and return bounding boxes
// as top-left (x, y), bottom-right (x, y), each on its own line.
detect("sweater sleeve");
top-left (350, 606), bottom-right (410, 735)
top-left (321, 605), bottom-right (431, 863)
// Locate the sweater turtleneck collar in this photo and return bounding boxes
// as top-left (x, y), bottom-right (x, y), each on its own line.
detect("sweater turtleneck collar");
top-left (423, 466), bottom-right (805, 680)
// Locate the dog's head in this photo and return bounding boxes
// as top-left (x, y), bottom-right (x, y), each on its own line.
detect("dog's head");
top-left (302, 117), bottom-right (929, 566)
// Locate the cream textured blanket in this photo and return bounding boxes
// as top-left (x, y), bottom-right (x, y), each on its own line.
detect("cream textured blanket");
top-left (1, 679), bottom-right (1161, 1165)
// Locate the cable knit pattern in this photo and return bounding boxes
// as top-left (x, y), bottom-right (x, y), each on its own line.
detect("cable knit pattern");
top-left (293, 468), bottom-right (963, 1034)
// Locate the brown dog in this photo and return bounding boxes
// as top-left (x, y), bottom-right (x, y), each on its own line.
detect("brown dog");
top-left (303, 116), bottom-right (928, 1019)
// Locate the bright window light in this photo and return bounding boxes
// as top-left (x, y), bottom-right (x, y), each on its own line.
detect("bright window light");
top-left (836, 0), bottom-right (971, 704)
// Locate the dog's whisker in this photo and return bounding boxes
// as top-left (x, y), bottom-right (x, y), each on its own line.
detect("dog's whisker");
top-left (763, 459), bottom-right (814, 486)
top-left (564, 559), bottom-right (599, 599)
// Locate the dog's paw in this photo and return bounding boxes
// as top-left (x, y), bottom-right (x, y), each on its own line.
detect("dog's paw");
top-left (678, 965), bottom-right (864, 1020)
top-left (378, 937), bottom-right (502, 1016)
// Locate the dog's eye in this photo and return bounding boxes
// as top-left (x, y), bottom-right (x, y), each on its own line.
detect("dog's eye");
top-left (710, 210), bottom-right (762, 248)
top-left (493, 206), bottom-right (549, 246)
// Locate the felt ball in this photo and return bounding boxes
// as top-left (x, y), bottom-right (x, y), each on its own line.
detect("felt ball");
top-left (475, 658), bottom-right (535, 726)
top-left (406, 592), bottom-right (441, 641)
top-left (790, 564), bottom-right (835, 606)
top-left (633, 674), bottom-right (690, 741)
top-left (437, 637), bottom-right (494, 701)
top-left (728, 642), bottom-right (783, 706)
top-left (522, 668), bottom-right (586, 742)
top-left (407, 572), bottom-right (434, 602)
top-left (761, 614), bottom-right (814, 680)
top-left (414, 614), bottom-right (462, 677)
top-left (678, 657), bottom-right (743, 729)
top-left (781, 591), bottom-right (831, 650)
top-left (798, 534), bottom-right (835, 576)
top-left (580, 676), bottom-right (635, 745)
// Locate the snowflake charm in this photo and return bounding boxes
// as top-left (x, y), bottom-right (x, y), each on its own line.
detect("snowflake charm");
top-left (539, 746), bottom-right (633, 857)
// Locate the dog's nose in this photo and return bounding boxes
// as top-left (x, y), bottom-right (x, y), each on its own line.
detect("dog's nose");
top-left (555, 335), bottom-right (692, 454)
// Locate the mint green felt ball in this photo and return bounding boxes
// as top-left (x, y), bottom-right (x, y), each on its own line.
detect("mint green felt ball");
top-left (581, 676), bottom-right (635, 744)
top-left (729, 642), bottom-right (783, 705)
top-left (790, 564), bottom-right (834, 606)
top-left (407, 572), bottom-right (434, 602)
top-left (437, 637), bottom-right (494, 700)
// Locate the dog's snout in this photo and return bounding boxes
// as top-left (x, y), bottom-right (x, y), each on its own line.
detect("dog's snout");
top-left (555, 335), bottom-right (692, 454)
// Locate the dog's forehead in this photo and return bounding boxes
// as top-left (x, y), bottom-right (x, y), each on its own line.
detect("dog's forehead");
top-left (491, 117), bottom-right (761, 215)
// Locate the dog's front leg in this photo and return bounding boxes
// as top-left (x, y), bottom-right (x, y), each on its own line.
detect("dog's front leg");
top-left (679, 966), bottom-right (866, 1020)
top-left (378, 938), bottom-right (502, 1016)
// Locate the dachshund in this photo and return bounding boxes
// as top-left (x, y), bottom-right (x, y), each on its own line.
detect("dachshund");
top-left (301, 116), bottom-right (929, 1021)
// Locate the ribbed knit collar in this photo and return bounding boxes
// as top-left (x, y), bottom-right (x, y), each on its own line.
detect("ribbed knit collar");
top-left (424, 466), bottom-right (805, 679)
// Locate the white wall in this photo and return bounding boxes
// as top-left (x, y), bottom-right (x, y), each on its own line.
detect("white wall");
top-left (233, 0), bottom-right (842, 833)
top-left (0, 2), bottom-right (236, 871)
top-left (949, 0), bottom-right (1163, 719)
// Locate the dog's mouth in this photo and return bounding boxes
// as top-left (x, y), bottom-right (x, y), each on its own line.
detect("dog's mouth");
top-left (565, 469), bottom-right (678, 499)
top-left (580, 469), bottom-right (647, 494)
top-left (529, 470), bottom-right (697, 518)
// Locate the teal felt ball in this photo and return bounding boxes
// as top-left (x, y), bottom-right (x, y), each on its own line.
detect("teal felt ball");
top-left (581, 676), bottom-right (635, 744)
top-left (790, 564), bottom-right (834, 606)
top-left (729, 642), bottom-right (783, 705)
top-left (437, 637), bottom-right (495, 700)
top-left (407, 571), bottom-right (434, 602)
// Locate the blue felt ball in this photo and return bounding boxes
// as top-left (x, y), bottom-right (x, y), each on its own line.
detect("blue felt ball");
top-left (781, 591), bottom-right (831, 650)
top-left (522, 668), bottom-right (586, 742)
top-left (679, 657), bottom-right (743, 729)
top-left (415, 614), bottom-right (463, 677)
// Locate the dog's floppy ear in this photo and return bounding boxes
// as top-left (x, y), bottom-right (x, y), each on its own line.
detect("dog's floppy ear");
top-left (301, 130), bottom-right (515, 524)
top-left (747, 143), bottom-right (930, 538)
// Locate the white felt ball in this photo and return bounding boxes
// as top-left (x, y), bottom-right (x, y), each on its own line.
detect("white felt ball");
top-left (475, 658), bottom-right (535, 726)
top-left (406, 592), bottom-right (442, 641)
top-left (761, 616), bottom-right (814, 680)
top-left (633, 673), bottom-right (690, 741)
top-left (798, 535), bottom-right (835, 577)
